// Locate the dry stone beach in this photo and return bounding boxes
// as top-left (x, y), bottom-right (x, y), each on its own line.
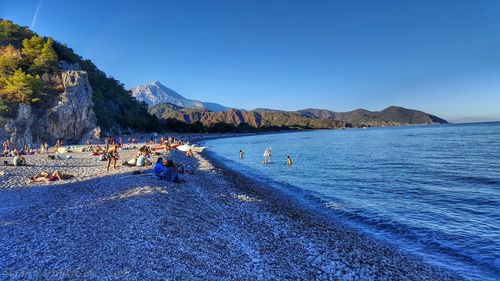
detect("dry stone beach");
top-left (0, 140), bottom-right (462, 280)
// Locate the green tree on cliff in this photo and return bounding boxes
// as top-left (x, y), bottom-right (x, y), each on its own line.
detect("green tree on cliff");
top-left (0, 68), bottom-right (42, 103)
top-left (34, 37), bottom-right (58, 72)
top-left (0, 45), bottom-right (21, 76)
top-left (21, 35), bottom-right (44, 61)
top-left (0, 20), bottom-right (33, 42)
top-left (21, 35), bottom-right (58, 73)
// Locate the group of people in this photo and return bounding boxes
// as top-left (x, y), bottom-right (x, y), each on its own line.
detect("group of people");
top-left (2, 139), bottom-right (63, 157)
top-left (239, 148), bottom-right (293, 166)
top-left (104, 139), bottom-right (194, 185)
top-left (2, 140), bottom-right (29, 166)
top-left (1, 134), bottom-right (201, 185)
top-left (122, 144), bottom-right (155, 168)
top-left (2, 141), bottom-right (35, 157)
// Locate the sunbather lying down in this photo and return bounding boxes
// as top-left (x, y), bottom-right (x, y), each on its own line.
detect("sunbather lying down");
top-left (30, 170), bottom-right (74, 183)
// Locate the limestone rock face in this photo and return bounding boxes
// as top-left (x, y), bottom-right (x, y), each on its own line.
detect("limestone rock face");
top-left (44, 70), bottom-right (97, 143)
top-left (5, 104), bottom-right (35, 147)
top-left (0, 68), bottom-right (99, 147)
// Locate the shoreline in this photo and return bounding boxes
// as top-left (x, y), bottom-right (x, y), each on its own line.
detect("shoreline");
top-left (202, 149), bottom-right (465, 280)
top-left (0, 142), bottom-right (463, 280)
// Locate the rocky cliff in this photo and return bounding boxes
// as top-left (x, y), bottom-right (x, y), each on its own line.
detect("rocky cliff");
top-left (0, 67), bottom-right (99, 146)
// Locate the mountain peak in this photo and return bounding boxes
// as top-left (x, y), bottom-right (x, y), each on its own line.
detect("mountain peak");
top-left (131, 81), bottom-right (228, 112)
top-left (150, 80), bottom-right (163, 86)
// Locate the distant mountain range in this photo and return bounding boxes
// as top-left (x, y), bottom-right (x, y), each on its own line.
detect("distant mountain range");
top-left (131, 81), bottom-right (228, 112)
top-left (297, 106), bottom-right (447, 125)
top-left (132, 81), bottom-right (447, 130)
top-left (150, 103), bottom-right (447, 130)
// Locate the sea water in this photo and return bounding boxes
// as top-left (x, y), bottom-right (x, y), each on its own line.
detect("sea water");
top-left (205, 122), bottom-right (500, 281)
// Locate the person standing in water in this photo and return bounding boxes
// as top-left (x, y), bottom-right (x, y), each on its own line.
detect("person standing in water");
top-left (263, 147), bottom-right (272, 164)
top-left (287, 155), bottom-right (293, 166)
top-left (239, 150), bottom-right (244, 159)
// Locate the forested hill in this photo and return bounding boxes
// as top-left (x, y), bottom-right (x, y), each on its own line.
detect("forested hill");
top-left (0, 19), bottom-right (159, 133)
top-left (150, 103), bottom-right (447, 132)
top-left (297, 106), bottom-right (447, 125)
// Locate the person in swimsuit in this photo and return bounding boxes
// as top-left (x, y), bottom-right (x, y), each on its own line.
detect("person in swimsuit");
top-left (30, 170), bottom-right (71, 182)
top-left (107, 144), bottom-right (119, 171)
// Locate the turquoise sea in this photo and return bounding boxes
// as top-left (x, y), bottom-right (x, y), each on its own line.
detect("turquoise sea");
top-left (205, 122), bottom-right (500, 281)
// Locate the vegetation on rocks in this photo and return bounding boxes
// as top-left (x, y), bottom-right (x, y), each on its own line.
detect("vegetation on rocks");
top-left (0, 19), bottom-right (160, 132)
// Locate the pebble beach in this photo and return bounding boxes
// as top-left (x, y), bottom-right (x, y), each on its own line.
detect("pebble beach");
top-left (0, 140), bottom-right (463, 280)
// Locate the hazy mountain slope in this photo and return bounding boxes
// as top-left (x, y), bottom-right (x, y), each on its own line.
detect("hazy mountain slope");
top-left (376, 106), bottom-right (447, 124)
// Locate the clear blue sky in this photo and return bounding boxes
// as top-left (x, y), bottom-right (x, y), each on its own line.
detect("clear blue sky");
top-left (2, 0), bottom-right (499, 121)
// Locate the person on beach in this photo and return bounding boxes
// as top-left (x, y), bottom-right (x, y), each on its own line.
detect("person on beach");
top-left (154, 157), bottom-right (181, 183)
top-left (123, 154), bottom-right (139, 166)
top-left (92, 145), bottom-right (104, 155)
top-left (164, 159), bottom-right (178, 170)
top-left (135, 150), bottom-right (152, 166)
top-left (239, 150), bottom-right (244, 159)
top-left (30, 170), bottom-right (73, 183)
top-left (53, 141), bottom-right (60, 154)
top-left (3, 140), bottom-right (10, 154)
top-left (41, 142), bottom-right (49, 153)
top-left (287, 155), bottom-right (293, 166)
top-left (13, 154), bottom-right (26, 166)
top-left (107, 144), bottom-right (119, 171)
top-left (21, 143), bottom-right (31, 155)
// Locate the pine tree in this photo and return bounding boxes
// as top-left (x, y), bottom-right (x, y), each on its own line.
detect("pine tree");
top-left (0, 68), bottom-right (42, 103)
top-left (21, 35), bottom-right (44, 63)
top-left (0, 45), bottom-right (22, 76)
top-left (34, 37), bottom-right (58, 72)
